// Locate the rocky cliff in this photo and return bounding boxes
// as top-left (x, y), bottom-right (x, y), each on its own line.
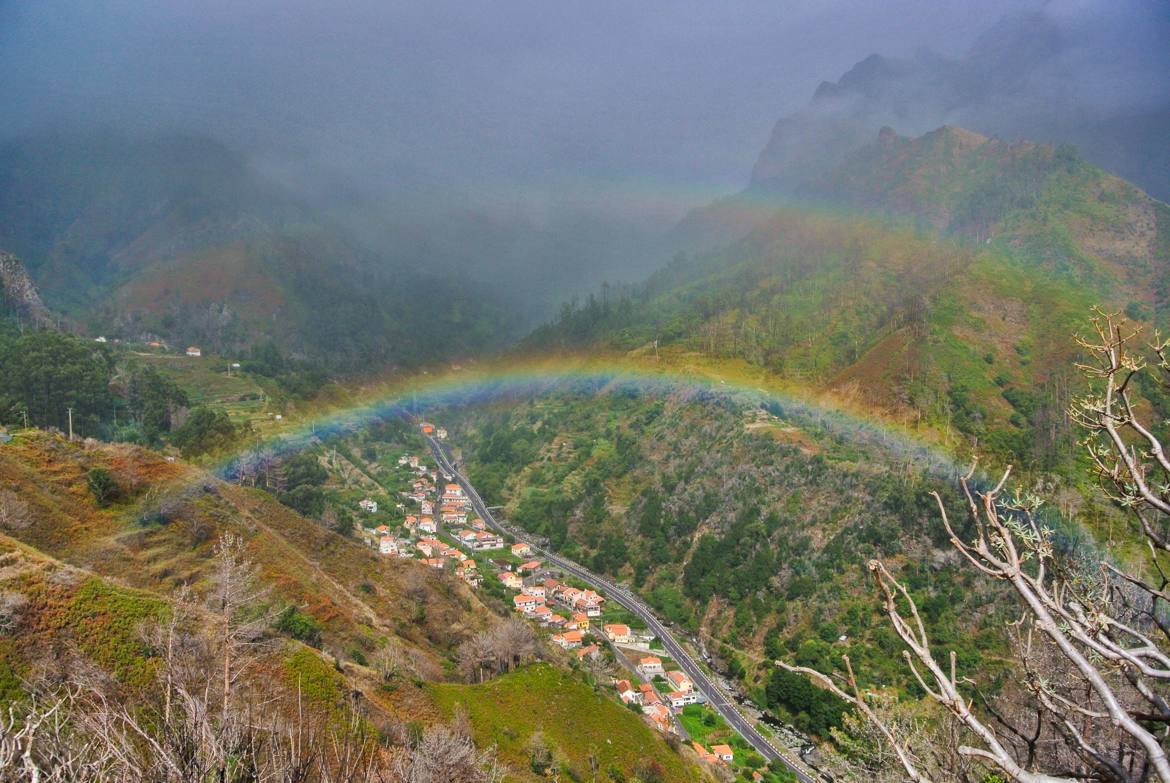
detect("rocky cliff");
top-left (0, 251), bottom-right (52, 327)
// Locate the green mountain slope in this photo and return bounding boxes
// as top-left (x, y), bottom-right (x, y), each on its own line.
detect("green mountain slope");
top-left (433, 381), bottom-right (1065, 743)
top-left (530, 126), bottom-right (1170, 469)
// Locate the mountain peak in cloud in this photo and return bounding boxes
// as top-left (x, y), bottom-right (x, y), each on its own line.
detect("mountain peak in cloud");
top-left (751, 7), bottom-right (1170, 200)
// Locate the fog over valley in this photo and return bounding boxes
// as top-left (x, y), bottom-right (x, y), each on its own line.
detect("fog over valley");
top-left (1, 4), bottom-right (1170, 782)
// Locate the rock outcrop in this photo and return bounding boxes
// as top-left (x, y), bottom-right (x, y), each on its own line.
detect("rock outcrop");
top-left (0, 251), bottom-right (52, 328)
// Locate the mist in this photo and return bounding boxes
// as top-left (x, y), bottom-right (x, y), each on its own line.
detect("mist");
top-left (1, 0), bottom-right (1166, 320)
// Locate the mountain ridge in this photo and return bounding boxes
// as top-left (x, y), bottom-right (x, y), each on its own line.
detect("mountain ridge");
top-left (0, 131), bottom-right (520, 369)
top-left (748, 11), bottom-right (1170, 201)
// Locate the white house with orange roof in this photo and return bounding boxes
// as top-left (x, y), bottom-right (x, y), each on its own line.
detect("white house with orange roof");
top-left (579, 596), bottom-right (605, 617)
top-left (517, 560), bottom-right (542, 574)
top-left (500, 572), bottom-right (523, 590)
top-left (513, 594), bottom-right (539, 614)
top-left (665, 670), bottom-right (692, 693)
top-left (603, 624), bottom-right (634, 645)
top-left (551, 630), bottom-right (584, 649)
top-left (667, 690), bottom-right (701, 708)
top-left (710, 744), bottom-right (733, 762)
top-left (470, 531), bottom-right (503, 550)
top-left (441, 506), bottom-right (467, 524)
top-left (532, 605), bottom-right (553, 624)
top-left (615, 679), bottom-right (639, 705)
top-left (418, 516), bottom-right (437, 534)
top-left (510, 542), bottom-right (533, 558)
top-left (636, 656), bottom-right (664, 678)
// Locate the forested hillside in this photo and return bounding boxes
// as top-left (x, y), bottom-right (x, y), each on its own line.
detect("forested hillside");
top-left (437, 381), bottom-right (1113, 741)
top-left (529, 127), bottom-right (1170, 472)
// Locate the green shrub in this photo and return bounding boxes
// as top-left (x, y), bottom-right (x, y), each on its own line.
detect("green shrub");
top-left (86, 468), bottom-right (120, 507)
top-left (274, 606), bottom-right (323, 648)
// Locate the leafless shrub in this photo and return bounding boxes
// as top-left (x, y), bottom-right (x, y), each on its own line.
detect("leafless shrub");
top-left (388, 725), bottom-right (504, 783)
top-left (0, 489), bottom-right (30, 530)
top-left (0, 590), bottom-right (28, 634)
top-left (488, 617), bottom-right (539, 674)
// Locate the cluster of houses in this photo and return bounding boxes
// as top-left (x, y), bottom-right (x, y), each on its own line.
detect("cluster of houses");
top-left (603, 634), bottom-right (714, 742)
top-left (493, 568), bottom-right (610, 659)
top-left (355, 436), bottom-right (721, 751)
top-left (508, 577), bottom-right (606, 628)
top-left (494, 563), bottom-right (712, 738)
top-left (357, 452), bottom-right (491, 588)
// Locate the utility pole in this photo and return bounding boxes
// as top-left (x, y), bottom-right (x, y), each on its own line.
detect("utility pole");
top-left (67, 407), bottom-right (74, 441)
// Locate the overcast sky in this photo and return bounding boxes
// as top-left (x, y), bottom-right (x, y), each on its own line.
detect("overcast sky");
top-left (1, 0), bottom-right (1165, 219)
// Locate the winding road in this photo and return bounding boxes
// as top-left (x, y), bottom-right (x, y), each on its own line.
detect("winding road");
top-left (424, 432), bottom-right (817, 782)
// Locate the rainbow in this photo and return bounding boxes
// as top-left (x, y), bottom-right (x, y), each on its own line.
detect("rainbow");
top-left (184, 353), bottom-right (1101, 561)
top-left (211, 355), bottom-right (965, 484)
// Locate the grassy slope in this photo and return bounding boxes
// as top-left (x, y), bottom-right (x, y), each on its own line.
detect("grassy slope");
top-left (430, 663), bottom-right (699, 782)
top-left (0, 429), bottom-right (480, 673)
top-left (0, 429), bottom-right (697, 774)
top-left (0, 524), bottom-right (371, 735)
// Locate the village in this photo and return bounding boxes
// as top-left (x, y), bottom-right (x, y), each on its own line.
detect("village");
top-left (348, 421), bottom-right (745, 772)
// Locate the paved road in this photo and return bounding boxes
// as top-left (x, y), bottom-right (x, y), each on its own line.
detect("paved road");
top-left (424, 433), bottom-right (817, 783)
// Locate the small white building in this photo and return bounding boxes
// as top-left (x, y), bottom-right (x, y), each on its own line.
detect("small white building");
top-left (667, 691), bottom-right (702, 708)
top-left (636, 656), bottom-right (664, 678)
top-left (186, 346), bottom-right (202, 357)
top-left (358, 498), bottom-right (379, 514)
